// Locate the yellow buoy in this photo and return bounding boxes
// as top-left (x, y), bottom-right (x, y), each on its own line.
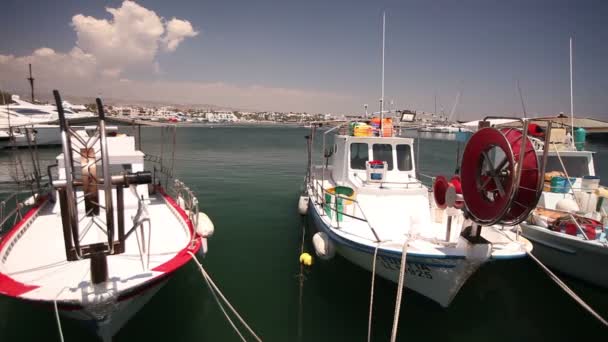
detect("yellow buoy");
top-left (299, 252), bottom-right (313, 266)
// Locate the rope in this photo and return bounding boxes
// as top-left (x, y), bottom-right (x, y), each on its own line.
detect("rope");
top-left (53, 300), bottom-right (65, 342)
top-left (297, 224), bottom-right (306, 342)
top-left (499, 227), bottom-right (608, 327)
top-left (527, 251), bottom-right (608, 327)
top-left (187, 251), bottom-right (262, 342)
top-left (367, 242), bottom-right (381, 342)
top-left (390, 238), bottom-right (409, 342)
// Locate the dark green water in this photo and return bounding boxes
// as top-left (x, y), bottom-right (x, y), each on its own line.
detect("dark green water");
top-left (0, 126), bottom-right (606, 341)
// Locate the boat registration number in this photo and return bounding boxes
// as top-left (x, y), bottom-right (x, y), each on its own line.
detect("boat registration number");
top-left (379, 257), bottom-right (433, 279)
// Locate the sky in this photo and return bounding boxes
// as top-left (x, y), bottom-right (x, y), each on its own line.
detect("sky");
top-left (0, 0), bottom-right (607, 119)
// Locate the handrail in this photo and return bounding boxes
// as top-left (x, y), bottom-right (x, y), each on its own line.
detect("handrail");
top-left (309, 176), bottom-right (380, 242)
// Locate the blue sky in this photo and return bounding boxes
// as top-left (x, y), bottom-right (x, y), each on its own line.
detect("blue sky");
top-left (0, 0), bottom-right (607, 119)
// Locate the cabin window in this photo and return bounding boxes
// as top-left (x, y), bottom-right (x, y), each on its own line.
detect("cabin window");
top-left (350, 143), bottom-right (368, 170)
top-left (13, 109), bottom-right (49, 115)
top-left (373, 144), bottom-right (393, 170)
top-left (396, 145), bottom-right (413, 171)
top-left (545, 156), bottom-right (591, 178)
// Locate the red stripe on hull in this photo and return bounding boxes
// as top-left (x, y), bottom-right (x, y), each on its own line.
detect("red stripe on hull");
top-left (0, 196), bottom-right (48, 297)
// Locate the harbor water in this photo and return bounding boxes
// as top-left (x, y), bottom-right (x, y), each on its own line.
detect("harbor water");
top-left (0, 126), bottom-right (606, 341)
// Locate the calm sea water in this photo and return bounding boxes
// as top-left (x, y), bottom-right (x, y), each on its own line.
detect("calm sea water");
top-left (0, 126), bottom-right (606, 341)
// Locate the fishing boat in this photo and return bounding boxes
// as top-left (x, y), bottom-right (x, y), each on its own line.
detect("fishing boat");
top-left (519, 123), bottom-right (608, 288)
top-left (0, 90), bottom-right (214, 340)
top-left (299, 115), bottom-right (547, 307)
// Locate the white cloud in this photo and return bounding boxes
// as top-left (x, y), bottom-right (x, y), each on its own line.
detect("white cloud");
top-left (0, 1), bottom-right (352, 113)
top-left (162, 18), bottom-right (199, 52)
top-left (71, 1), bottom-right (181, 76)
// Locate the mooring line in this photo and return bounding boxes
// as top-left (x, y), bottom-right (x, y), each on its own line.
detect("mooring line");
top-left (527, 250), bottom-right (608, 327)
top-left (390, 238), bottom-right (409, 342)
top-left (297, 224), bottom-right (306, 342)
top-left (187, 251), bottom-right (263, 342)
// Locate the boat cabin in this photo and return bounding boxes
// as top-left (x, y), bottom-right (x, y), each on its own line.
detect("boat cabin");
top-left (330, 135), bottom-right (417, 188)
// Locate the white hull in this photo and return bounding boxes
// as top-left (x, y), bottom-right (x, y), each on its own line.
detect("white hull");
top-left (0, 126), bottom-right (62, 148)
top-left (60, 279), bottom-right (167, 340)
top-left (309, 203), bottom-right (482, 307)
top-left (521, 223), bottom-right (608, 288)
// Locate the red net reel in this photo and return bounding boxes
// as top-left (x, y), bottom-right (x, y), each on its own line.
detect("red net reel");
top-left (433, 175), bottom-right (464, 210)
top-left (460, 127), bottom-right (541, 225)
top-left (433, 175), bottom-right (449, 209)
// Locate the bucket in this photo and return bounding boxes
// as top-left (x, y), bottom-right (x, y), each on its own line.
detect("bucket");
top-left (581, 175), bottom-right (600, 191)
top-left (326, 186), bottom-right (356, 222)
top-left (574, 127), bottom-right (586, 151)
top-left (550, 176), bottom-right (576, 193)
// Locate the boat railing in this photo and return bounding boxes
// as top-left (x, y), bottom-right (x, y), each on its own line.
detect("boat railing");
top-left (353, 173), bottom-right (425, 189)
top-left (309, 176), bottom-right (381, 242)
top-left (172, 179), bottom-right (200, 241)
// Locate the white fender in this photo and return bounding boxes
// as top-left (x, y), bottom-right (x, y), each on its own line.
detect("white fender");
top-left (196, 212), bottom-right (214, 237)
top-left (312, 232), bottom-right (335, 260)
top-left (298, 196), bottom-right (309, 215)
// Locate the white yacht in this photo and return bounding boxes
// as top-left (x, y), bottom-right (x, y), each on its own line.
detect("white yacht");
top-left (0, 95), bottom-right (94, 148)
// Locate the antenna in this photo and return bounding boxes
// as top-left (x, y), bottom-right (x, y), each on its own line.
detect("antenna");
top-left (380, 11), bottom-right (386, 132)
top-left (569, 36), bottom-right (575, 134)
top-left (448, 90), bottom-right (461, 122)
top-left (517, 80), bottom-right (528, 119)
top-left (27, 64), bottom-right (35, 103)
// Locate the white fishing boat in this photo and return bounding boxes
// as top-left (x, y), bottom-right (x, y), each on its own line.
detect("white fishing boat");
top-left (299, 116), bottom-right (546, 306)
top-left (519, 124), bottom-right (608, 288)
top-left (0, 91), bottom-right (213, 340)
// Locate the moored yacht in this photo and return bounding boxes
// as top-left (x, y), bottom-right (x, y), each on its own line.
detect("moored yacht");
top-left (0, 95), bottom-right (94, 148)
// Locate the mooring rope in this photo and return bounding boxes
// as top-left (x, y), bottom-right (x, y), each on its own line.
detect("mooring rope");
top-left (53, 300), bottom-right (65, 342)
top-left (390, 238), bottom-right (409, 342)
top-left (499, 227), bottom-right (608, 327)
top-left (297, 224), bottom-right (306, 342)
top-left (367, 242), bottom-right (381, 342)
top-left (187, 251), bottom-right (263, 342)
top-left (527, 250), bottom-right (608, 327)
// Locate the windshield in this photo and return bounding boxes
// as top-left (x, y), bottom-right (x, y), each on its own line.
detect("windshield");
top-left (396, 144), bottom-right (412, 171)
top-left (350, 143), bottom-right (368, 170)
top-left (545, 155), bottom-right (591, 178)
top-left (373, 144), bottom-right (393, 170)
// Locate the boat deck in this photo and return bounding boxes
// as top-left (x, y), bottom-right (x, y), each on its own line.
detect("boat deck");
top-left (0, 191), bottom-right (193, 303)
top-left (310, 174), bottom-right (530, 259)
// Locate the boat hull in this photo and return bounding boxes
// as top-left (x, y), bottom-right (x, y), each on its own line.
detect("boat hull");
top-left (60, 278), bottom-right (167, 341)
top-left (308, 202), bottom-right (482, 307)
top-left (521, 223), bottom-right (608, 288)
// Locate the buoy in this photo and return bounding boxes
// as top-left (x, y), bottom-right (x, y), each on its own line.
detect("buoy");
top-left (312, 232), bottom-right (335, 260)
top-left (298, 195), bottom-right (309, 215)
top-left (196, 212), bottom-right (215, 237)
top-left (299, 252), bottom-right (313, 266)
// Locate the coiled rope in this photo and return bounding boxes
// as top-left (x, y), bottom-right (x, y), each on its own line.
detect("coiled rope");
top-left (187, 251), bottom-right (262, 342)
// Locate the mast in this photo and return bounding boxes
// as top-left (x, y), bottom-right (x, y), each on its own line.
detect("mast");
top-left (569, 37), bottom-right (575, 135)
top-left (27, 64), bottom-right (35, 103)
top-left (380, 11), bottom-right (386, 132)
